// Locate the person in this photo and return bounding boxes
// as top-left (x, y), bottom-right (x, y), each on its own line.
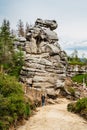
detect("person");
top-left (41, 94), bottom-right (45, 106)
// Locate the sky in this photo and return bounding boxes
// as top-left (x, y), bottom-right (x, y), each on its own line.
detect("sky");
top-left (0, 0), bottom-right (87, 57)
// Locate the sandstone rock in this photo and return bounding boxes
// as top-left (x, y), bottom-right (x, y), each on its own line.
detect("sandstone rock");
top-left (43, 28), bottom-right (58, 41)
top-left (26, 53), bottom-right (49, 59)
top-left (26, 27), bottom-right (41, 40)
top-left (45, 43), bottom-right (60, 54)
top-left (32, 82), bottom-right (54, 88)
top-left (67, 65), bottom-right (87, 77)
top-left (65, 77), bottom-right (73, 87)
top-left (33, 75), bottom-right (57, 84)
top-left (47, 89), bottom-right (59, 99)
top-left (25, 62), bottom-right (45, 70)
top-left (20, 18), bottom-right (67, 99)
top-left (55, 79), bottom-right (65, 89)
top-left (75, 91), bottom-right (80, 98)
top-left (25, 55), bottom-right (52, 66)
top-left (39, 41), bottom-right (48, 53)
top-left (25, 38), bottom-right (37, 54)
top-left (26, 78), bottom-right (33, 84)
top-left (18, 36), bottom-right (26, 42)
top-left (22, 66), bottom-right (46, 73)
top-left (35, 18), bottom-right (58, 30)
top-left (47, 99), bottom-right (55, 104)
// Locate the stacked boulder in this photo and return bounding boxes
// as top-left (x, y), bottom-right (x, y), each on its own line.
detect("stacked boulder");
top-left (20, 18), bottom-right (67, 97)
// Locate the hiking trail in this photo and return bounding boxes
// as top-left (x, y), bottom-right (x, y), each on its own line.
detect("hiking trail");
top-left (17, 98), bottom-right (87, 130)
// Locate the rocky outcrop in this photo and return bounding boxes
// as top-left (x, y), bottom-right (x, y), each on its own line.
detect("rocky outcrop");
top-left (19, 18), bottom-right (67, 98)
top-left (35, 18), bottom-right (58, 30)
top-left (67, 65), bottom-right (87, 77)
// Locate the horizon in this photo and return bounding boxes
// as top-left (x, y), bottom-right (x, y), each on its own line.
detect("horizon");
top-left (0, 0), bottom-right (87, 57)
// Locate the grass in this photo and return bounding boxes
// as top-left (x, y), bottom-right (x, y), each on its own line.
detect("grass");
top-left (68, 61), bottom-right (86, 66)
top-left (72, 74), bottom-right (87, 85)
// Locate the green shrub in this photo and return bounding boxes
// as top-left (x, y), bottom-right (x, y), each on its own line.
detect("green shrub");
top-left (68, 61), bottom-right (86, 65)
top-left (72, 74), bottom-right (87, 85)
top-left (75, 98), bottom-right (87, 112)
top-left (67, 97), bottom-right (87, 120)
top-left (24, 103), bottom-right (31, 119)
top-left (0, 72), bottom-right (31, 130)
top-left (68, 87), bottom-right (75, 96)
top-left (67, 102), bottom-right (76, 112)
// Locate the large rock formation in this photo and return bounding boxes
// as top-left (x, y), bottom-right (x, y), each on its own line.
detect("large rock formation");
top-left (20, 18), bottom-right (67, 97)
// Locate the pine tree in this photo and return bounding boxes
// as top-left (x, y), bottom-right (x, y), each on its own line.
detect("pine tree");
top-left (25, 22), bottom-right (30, 35)
top-left (0, 19), bottom-right (13, 68)
top-left (0, 19), bottom-right (24, 77)
top-left (17, 19), bottom-right (24, 37)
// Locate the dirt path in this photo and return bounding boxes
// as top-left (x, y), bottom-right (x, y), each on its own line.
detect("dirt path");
top-left (17, 98), bottom-right (87, 130)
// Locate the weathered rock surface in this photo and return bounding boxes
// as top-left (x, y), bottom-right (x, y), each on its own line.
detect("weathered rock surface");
top-left (67, 64), bottom-right (87, 77)
top-left (20, 18), bottom-right (67, 98)
top-left (35, 18), bottom-right (58, 30)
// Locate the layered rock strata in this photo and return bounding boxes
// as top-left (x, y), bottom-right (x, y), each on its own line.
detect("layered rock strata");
top-left (20, 18), bottom-right (67, 96)
top-left (67, 65), bottom-right (87, 77)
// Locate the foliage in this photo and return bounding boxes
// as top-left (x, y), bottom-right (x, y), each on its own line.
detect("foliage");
top-left (68, 55), bottom-right (85, 65)
top-left (67, 97), bottom-right (87, 120)
top-left (75, 98), bottom-right (87, 112)
top-left (68, 60), bottom-right (86, 65)
top-left (68, 87), bottom-right (75, 96)
top-left (72, 74), bottom-right (87, 85)
top-left (8, 49), bottom-right (24, 78)
top-left (0, 19), bottom-right (13, 67)
top-left (67, 102), bottom-right (76, 112)
top-left (0, 73), bottom-right (31, 130)
top-left (0, 19), bottom-right (24, 78)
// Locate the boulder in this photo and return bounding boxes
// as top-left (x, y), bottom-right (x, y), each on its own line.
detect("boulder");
top-left (45, 43), bottom-right (60, 54)
top-left (43, 28), bottom-right (58, 41)
top-left (47, 89), bottom-right (59, 99)
top-left (35, 18), bottom-right (58, 30)
top-left (19, 36), bottom-right (26, 42)
top-left (55, 79), bottom-right (65, 89)
top-left (25, 38), bottom-right (37, 54)
top-left (75, 91), bottom-right (80, 98)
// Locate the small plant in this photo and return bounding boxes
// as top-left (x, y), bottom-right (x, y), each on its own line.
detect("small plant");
top-left (67, 97), bottom-right (87, 120)
top-left (75, 98), bottom-right (87, 112)
top-left (72, 74), bottom-right (87, 85)
top-left (68, 87), bottom-right (75, 96)
top-left (67, 102), bottom-right (76, 112)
